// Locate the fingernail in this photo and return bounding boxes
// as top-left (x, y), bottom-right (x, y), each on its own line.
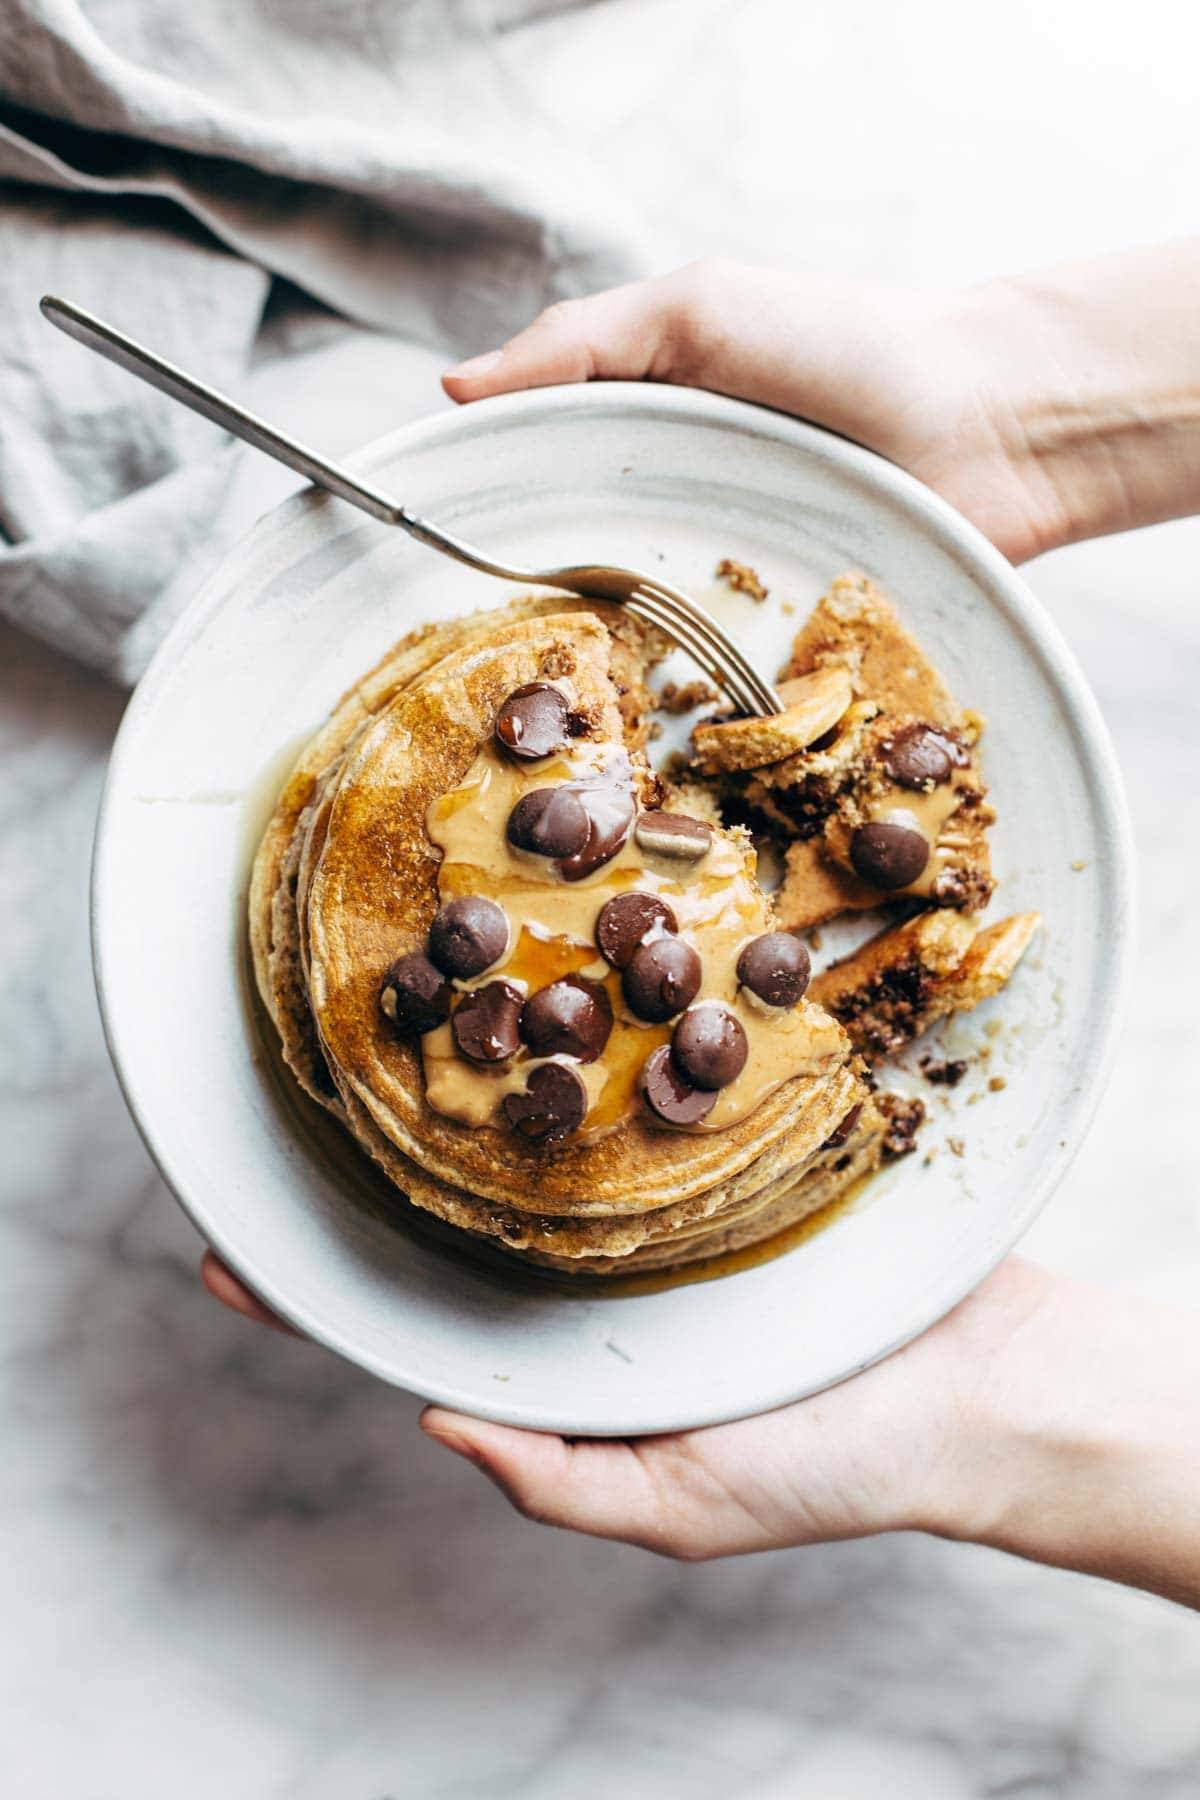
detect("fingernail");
top-left (445, 348), bottom-right (503, 382)
top-left (428, 1429), bottom-right (485, 1467)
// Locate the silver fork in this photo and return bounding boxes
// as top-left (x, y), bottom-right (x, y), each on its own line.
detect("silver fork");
top-left (41, 296), bottom-right (782, 718)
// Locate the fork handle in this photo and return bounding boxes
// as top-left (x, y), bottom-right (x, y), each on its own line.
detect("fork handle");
top-left (40, 294), bottom-right (549, 586)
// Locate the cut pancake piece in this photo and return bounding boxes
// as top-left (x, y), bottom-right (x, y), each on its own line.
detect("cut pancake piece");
top-left (809, 910), bottom-right (1040, 1062)
top-left (780, 571), bottom-right (960, 713)
top-left (692, 667), bottom-right (854, 773)
top-left (706, 574), bottom-right (995, 929)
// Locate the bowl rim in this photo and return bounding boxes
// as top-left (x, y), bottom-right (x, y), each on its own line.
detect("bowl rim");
top-left (91, 380), bottom-right (1136, 1432)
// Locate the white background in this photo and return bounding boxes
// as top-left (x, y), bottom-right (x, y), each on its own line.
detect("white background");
top-left (4, 0), bottom-right (1200, 1793)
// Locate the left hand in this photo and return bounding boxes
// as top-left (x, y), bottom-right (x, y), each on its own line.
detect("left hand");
top-left (200, 1250), bottom-right (1048, 1560)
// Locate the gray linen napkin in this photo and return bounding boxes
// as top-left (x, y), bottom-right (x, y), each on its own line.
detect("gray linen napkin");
top-left (0, 0), bottom-right (645, 683)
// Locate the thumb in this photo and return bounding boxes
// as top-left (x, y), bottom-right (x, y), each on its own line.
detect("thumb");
top-left (442, 271), bottom-right (690, 401)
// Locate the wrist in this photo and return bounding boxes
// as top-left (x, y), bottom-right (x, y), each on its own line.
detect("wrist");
top-left (893, 1258), bottom-right (1064, 1543)
top-left (915, 1261), bottom-right (1200, 1608)
top-left (961, 245), bottom-right (1200, 554)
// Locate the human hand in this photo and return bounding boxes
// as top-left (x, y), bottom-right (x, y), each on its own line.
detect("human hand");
top-left (443, 259), bottom-right (1064, 565)
top-left (444, 245), bottom-right (1200, 564)
top-left (200, 1249), bottom-right (1045, 1558)
top-left (202, 1244), bottom-right (1200, 1606)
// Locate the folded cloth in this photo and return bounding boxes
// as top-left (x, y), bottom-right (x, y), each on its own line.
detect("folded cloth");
top-left (0, 0), bottom-right (646, 683)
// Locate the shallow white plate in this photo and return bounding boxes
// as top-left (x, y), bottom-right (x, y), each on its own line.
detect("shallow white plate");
top-left (93, 383), bottom-right (1133, 1435)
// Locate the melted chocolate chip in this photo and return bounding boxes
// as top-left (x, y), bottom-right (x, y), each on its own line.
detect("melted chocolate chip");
top-left (494, 683), bottom-right (571, 762)
top-left (379, 952), bottom-right (453, 1035)
top-left (640, 1044), bottom-right (717, 1125)
top-left (671, 1004), bottom-right (748, 1090)
top-left (881, 722), bottom-right (964, 789)
top-left (451, 980), bottom-right (523, 1064)
top-left (849, 821), bottom-right (930, 890)
top-left (559, 784), bottom-right (636, 882)
top-left (428, 896), bottom-right (509, 979)
top-left (622, 937), bottom-right (702, 1023)
top-left (503, 1062), bottom-right (588, 1144)
top-left (822, 1100), bottom-right (863, 1149)
top-left (736, 931), bottom-right (811, 1007)
top-left (520, 978), bottom-right (612, 1062)
top-left (596, 892), bottom-right (677, 969)
top-left (633, 811), bottom-right (713, 861)
top-left (507, 786), bottom-right (590, 859)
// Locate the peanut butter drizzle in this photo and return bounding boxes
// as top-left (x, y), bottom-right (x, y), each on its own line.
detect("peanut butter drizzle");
top-left (868, 768), bottom-right (975, 897)
top-left (422, 735), bottom-right (843, 1141)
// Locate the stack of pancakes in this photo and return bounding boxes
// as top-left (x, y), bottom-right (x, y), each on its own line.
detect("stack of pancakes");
top-left (251, 584), bottom-right (1036, 1277)
top-left (250, 598), bottom-right (893, 1275)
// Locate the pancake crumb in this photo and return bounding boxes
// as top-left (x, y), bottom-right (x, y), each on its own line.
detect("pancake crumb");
top-left (716, 558), bottom-right (768, 601)
top-left (655, 678), bottom-right (720, 715)
top-left (877, 1092), bottom-right (925, 1160)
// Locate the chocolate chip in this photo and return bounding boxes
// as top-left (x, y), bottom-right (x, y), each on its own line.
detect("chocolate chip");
top-left (560, 785), bottom-right (636, 882)
top-left (451, 980), bottom-right (523, 1064)
top-left (379, 952), bottom-right (453, 1035)
top-left (520, 978), bottom-right (612, 1062)
top-left (849, 821), bottom-right (930, 890)
top-left (622, 937), bottom-right (702, 1023)
top-left (640, 1044), bottom-right (717, 1125)
top-left (923, 1057), bottom-right (968, 1087)
top-left (494, 683), bottom-right (571, 762)
top-left (428, 896), bottom-right (510, 979)
top-left (634, 811), bottom-right (713, 861)
top-left (503, 1062), bottom-right (588, 1144)
top-left (736, 931), bottom-right (811, 1007)
top-left (507, 787), bottom-right (590, 859)
top-left (881, 722), bottom-right (963, 789)
top-left (596, 892), bottom-right (677, 969)
top-left (823, 1100), bottom-right (863, 1149)
top-left (671, 1004), bottom-right (748, 1090)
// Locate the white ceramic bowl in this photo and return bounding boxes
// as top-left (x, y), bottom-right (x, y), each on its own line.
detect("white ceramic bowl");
top-left (92, 383), bottom-right (1133, 1435)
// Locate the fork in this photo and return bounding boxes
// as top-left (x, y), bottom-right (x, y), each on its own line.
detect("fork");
top-left (40, 296), bottom-right (783, 718)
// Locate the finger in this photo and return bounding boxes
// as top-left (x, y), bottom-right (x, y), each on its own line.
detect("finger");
top-left (442, 275), bottom-right (676, 402)
top-left (421, 1406), bottom-right (693, 1555)
top-left (200, 1251), bottom-right (299, 1336)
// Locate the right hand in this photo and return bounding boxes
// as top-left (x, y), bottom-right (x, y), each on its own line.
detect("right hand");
top-left (443, 258), bottom-right (1070, 565)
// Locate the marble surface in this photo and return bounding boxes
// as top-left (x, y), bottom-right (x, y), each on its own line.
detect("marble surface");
top-left (4, 0), bottom-right (1200, 1793)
